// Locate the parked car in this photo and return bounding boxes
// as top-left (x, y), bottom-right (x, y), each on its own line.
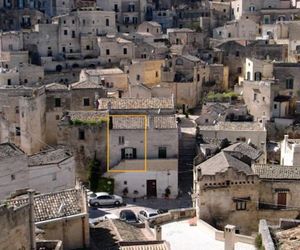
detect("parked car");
top-left (137, 208), bottom-right (158, 221)
top-left (89, 193), bottom-right (123, 207)
top-left (119, 209), bottom-right (138, 223)
top-left (87, 192), bottom-right (108, 202)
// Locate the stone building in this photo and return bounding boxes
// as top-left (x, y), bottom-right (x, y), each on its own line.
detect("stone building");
top-left (126, 59), bottom-right (164, 86)
top-left (280, 134), bottom-right (300, 166)
top-left (104, 114), bottom-right (178, 198)
top-left (198, 121), bottom-right (267, 162)
top-left (240, 80), bottom-right (278, 121)
top-left (0, 143), bottom-right (76, 200)
top-left (96, 0), bottom-right (147, 33)
top-left (217, 40), bottom-right (287, 87)
top-left (137, 21), bottom-right (162, 36)
top-left (80, 67), bottom-right (128, 92)
top-left (6, 187), bottom-right (90, 250)
top-left (98, 35), bottom-right (135, 65)
top-left (160, 54), bottom-right (209, 109)
top-left (273, 62), bottom-right (300, 98)
top-left (0, 203), bottom-right (32, 250)
top-left (213, 19), bottom-right (258, 40)
top-left (194, 148), bottom-right (300, 235)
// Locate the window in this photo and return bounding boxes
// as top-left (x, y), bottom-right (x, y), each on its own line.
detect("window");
top-left (132, 17), bottom-right (138, 24)
top-left (286, 78), bottom-right (294, 89)
top-left (119, 136), bottom-right (125, 145)
top-left (83, 98), bottom-right (90, 106)
top-left (72, 30), bottom-right (75, 38)
top-left (254, 72), bottom-right (262, 81)
top-left (235, 51), bottom-right (240, 57)
top-left (56, 115), bottom-right (60, 120)
top-left (62, 47), bottom-right (66, 53)
top-left (158, 147), bottom-right (167, 158)
top-left (136, 74), bottom-right (140, 81)
top-left (78, 129), bottom-right (85, 140)
top-left (274, 104), bottom-right (278, 109)
top-left (16, 127), bottom-right (20, 136)
top-left (106, 19), bottom-right (109, 26)
top-left (123, 48), bottom-right (127, 55)
top-left (11, 174), bottom-right (15, 181)
top-left (106, 49), bottom-right (110, 55)
top-left (249, 5), bottom-right (256, 12)
top-left (55, 98), bottom-right (61, 107)
top-left (253, 93), bottom-right (257, 101)
top-left (64, 29), bottom-right (68, 35)
top-left (147, 28), bottom-right (149, 32)
top-left (205, 119), bottom-right (209, 123)
top-left (155, 71), bottom-right (159, 78)
top-left (236, 201), bottom-right (247, 210)
top-left (7, 79), bottom-right (11, 85)
top-left (15, 106), bottom-right (19, 114)
top-left (237, 67), bottom-right (242, 73)
top-left (121, 147), bottom-right (137, 159)
top-left (86, 45), bottom-right (90, 50)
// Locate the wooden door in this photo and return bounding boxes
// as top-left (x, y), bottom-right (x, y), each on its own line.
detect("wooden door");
top-left (146, 180), bottom-right (157, 197)
top-left (277, 193), bottom-right (287, 208)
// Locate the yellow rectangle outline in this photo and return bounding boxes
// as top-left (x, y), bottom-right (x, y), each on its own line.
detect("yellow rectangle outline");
top-left (106, 114), bottom-right (148, 173)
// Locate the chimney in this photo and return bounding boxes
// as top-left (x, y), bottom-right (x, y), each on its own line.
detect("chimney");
top-left (224, 225), bottom-right (236, 250)
top-left (155, 225), bottom-right (162, 240)
top-left (28, 189), bottom-right (36, 250)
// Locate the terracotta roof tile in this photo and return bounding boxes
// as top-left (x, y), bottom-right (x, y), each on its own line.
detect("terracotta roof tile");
top-left (252, 164), bottom-right (300, 179)
top-left (6, 189), bottom-right (83, 222)
top-left (98, 98), bottom-right (174, 110)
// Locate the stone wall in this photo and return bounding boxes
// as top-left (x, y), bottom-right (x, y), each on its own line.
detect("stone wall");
top-left (259, 219), bottom-right (276, 250)
top-left (0, 204), bottom-right (31, 250)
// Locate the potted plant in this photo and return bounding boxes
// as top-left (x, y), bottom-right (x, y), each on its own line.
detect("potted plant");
top-left (122, 187), bottom-right (128, 197)
top-left (133, 190), bottom-right (139, 202)
top-left (165, 187), bottom-right (171, 199)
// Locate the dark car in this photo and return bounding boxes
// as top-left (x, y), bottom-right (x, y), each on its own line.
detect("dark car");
top-left (119, 209), bottom-right (138, 223)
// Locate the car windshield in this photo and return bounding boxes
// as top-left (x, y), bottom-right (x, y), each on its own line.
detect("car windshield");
top-left (89, 193), bottom-right (97, 198)
top-left (149, 213), bottom-right (158, 217)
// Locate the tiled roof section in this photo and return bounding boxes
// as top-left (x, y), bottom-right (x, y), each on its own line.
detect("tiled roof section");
top-left (112, 116), bottom-right (145, 129)
top-left (98, 98), bottom-right (174, 110)
top-left (119, 242), bottom-right (169, 250)
top-left (146, 21), bottom-right (161, 27)
top-left (45, 83), bottom-right (68, 90)
top-left (85, 68), bottom-right (124, 75)
top-left (199, 121), bottom-right (265, 131)
top-left (252, 164), bottom-right (300, 179)
top-left (68, 111), bottom-right (107, 121)
top-left (196, 151), bottom-right (253, 175)
top-left (181, 54), bottom-right (201, 62)
top-left (224, 143), bottom-right (262, 160)
top-left (6, 189), bottom-right (83, 222)
top-left (113, 219), bottom-right (147, 241)
top-left (153, 116), bottom-right (177, 129)
top-left (0, 143), bottom-right (24, 159)
top-left (71, 80), bottom-right (103, 89)
top-left (28, 148), bottom-right (72, 166)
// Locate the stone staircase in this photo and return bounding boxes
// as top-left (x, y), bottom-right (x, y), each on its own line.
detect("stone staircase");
top-left (178, 125), bottom-right (197, 196)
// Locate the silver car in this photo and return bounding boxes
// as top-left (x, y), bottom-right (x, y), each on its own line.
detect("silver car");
top-left (137, 208), bottom-right (158, 221)
top-left (89, 193), bottom-right (123, 207)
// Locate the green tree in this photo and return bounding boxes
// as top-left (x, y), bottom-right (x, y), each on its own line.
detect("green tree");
top-left (88, 156), bottom-right (101, 192)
